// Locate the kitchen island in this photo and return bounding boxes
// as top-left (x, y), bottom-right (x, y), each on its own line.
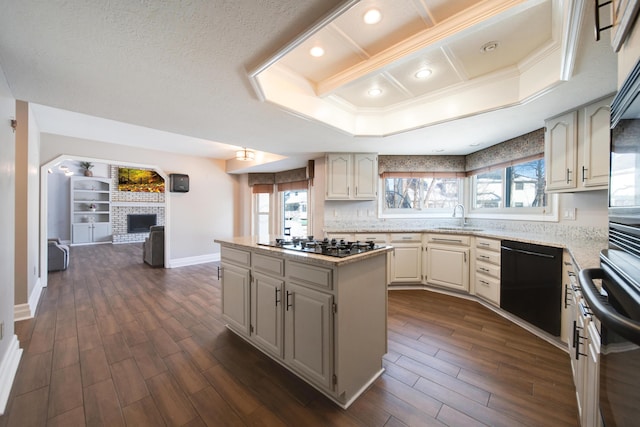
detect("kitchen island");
top-left (214, 236), bottom-right (392, 408)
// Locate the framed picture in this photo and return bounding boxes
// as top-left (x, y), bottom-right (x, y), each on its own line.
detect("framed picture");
top-left (612, 0), bottom-right (640, 52)
top-left (118, 168), bottom-right (165, 193)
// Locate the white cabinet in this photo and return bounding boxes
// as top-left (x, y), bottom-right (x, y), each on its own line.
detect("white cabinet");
top-left (325, 153), bottom-right (378, 200)
top-left (545, 98), bottom-right (611, 192)
top-left (473, 237), bottom-right (501, 306)
top-left (71, 223), bottom-right (111, 244)
top-left (425, 234), bottom-right (470, 292)
top-left (252, 272), bottom-right (284, 357)
top-left (216, 241), bottom-right (388, 408)
top-left (284, 281), bottom-right (333, 389)
top-left (70, 176), bottom-right (112, 244)
top-left (389, 233), bottom-right (422, 284)
top-left (582, 100), bottom-right (611, 187)
top-left (221, 247), bottom-right (251, 336)
top-left (221, 262), bottom-right (251, 335)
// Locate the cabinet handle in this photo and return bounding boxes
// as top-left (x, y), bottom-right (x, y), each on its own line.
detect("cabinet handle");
top-left (566, 168), bottom-right (572, 184)
top-left (464, 252), bottom-right (467, 263)
top-left (217, 266), bottom-right (222, 280)
top-left (480, 255), bottom-right (490, 260)
top-left (432, 238), bottom-right (463, 243)
top-left (275, 288), bottom-right (281, 306)
top-left (286, 291), bottom-right (293, 311)
top-left (582, 166), bottom-right (587, 182)
top-left (480, 267), bottom-right (490, 272)
top-left (479, 280), bottom-right (490, 286)
top-left (479, 242), bottom-right (490, 246)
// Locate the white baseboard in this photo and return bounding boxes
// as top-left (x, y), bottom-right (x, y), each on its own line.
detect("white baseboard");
top-left (14, 278), bottom-right (43, 322)
top-left (167, 253), bottom-right (220, 268)
top-left (0, 335), bottom-right (23, 415)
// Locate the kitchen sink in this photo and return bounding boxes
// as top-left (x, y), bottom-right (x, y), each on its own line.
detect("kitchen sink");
top-left (435, 226), bottom-right (483, 231)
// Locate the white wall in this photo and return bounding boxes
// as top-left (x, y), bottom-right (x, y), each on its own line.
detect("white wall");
top-left (40, 133), bottom-right (240, 262)
top-left (0, 63), bottom-right (19, 415)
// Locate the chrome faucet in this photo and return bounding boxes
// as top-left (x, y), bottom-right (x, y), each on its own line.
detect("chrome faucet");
top-left (452, 204), bottom-right (466, 227)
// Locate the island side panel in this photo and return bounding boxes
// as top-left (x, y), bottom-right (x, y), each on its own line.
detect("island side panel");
top-left (334, 252), bottom-right (388, 401)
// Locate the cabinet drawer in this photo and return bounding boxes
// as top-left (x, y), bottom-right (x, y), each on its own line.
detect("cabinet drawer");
top-left (475, 273), bottom-right (500, 305)
top-left (253, 253), bottom-right (284, 277)
top-left (476, 260), bottom-right (500, 279)
top-left (354, 233), bottom-right (387, 243)
top-left (476, 237), bottom-right (500, 252)
top-left (287, 261), bottom-right (333, 290)
top-left (426, 234), bottom-right (470, 246)
top-left (389, 233), bottom-right (422, 243)
top-left (221, 247), bottom-right (251, 267)
top-left (476, 248), bottom-right (500, 265)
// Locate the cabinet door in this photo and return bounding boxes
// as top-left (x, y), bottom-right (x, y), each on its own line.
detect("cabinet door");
top-left (390, 244), bottom-right (422, 283)
top-left (221, 263), bottom-right (251, 335)
top-left (545, 111), bottom-right (577, 191)
top-left (251, 272), bottom-right (284, 357)
top-left (92, 223), bottom-right (112, 242)
top-left (284, 282), bottom-right (333, 390)
top-left (353, 153), bottom-right (378, 199)
top-left (582, 101), bottom-right (611, 188)
top-left (326, 154), bottom-right (351, 199)
top-left (426, 245), bottom-right (470, 291)
top-left (72, 224), bottom-right (92, 244)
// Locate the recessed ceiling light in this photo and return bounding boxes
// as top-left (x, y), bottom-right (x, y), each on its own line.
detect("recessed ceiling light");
top-left (368, 87), bottom-right (382, 97)
top-left (415, 68), bottom-right (432, 79)
top-left (469, 142), bottom-right (480, 147)
top-left (433, 149), bottom-right (445, 153)
top-left (480, 41), bottom-right (498, 53)
top-left (363, 9), bottom-right (382, 25)
top-left (309, 46), bottom-right (325, 57)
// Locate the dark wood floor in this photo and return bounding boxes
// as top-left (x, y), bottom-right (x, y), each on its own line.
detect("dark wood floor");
top-left (0, 243), bottom-right (578, 426)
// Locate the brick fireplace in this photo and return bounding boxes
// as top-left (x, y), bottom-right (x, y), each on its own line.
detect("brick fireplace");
top-left (109, 165), bottom-right (165, 244)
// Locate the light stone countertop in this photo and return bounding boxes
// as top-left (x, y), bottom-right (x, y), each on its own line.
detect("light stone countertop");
top-left (214, 236), bottom-right (393, 267)
top-left (324, 227), bottom-right (607, 271)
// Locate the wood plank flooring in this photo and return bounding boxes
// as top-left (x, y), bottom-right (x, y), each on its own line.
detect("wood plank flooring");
top-left (0, 243), bottom-right (579, 426)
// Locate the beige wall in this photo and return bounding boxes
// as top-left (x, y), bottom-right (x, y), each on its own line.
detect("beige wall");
top-left (40, 133), bottom-right (240, 262)
top-left (14, 101), bottom-right (40, 307)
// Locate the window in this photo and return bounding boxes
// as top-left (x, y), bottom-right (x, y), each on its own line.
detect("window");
top-left (254, 192), bottom-right (271, 241)
top-left (472, 158), bottom-right (547, 211)
top-left (281, 190), bottom-right (308, 237)
top-left (383, 176), bottom-right (462, 216)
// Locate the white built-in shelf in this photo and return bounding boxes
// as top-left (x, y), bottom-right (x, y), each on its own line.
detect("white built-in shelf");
top-left (71, 176), bottom-right (112, 244)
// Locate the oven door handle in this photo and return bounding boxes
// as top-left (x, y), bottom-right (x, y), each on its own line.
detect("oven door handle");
top-left (579, 268), bottom-right (640, 345)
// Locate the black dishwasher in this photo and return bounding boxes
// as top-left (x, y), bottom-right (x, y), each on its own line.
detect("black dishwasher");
top-left (500, 240), bottom-right (562, 336)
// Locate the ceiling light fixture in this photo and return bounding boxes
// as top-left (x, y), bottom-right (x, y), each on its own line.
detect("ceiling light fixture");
top-left (236, 148), bottom-right (255, 161)
top-left (309, 46), bottom-right (325, 57)
top-left (367, 87), bottom-right (382, 97)
top-left (480, 41), bottom-right (499, 53)
top-left (363, 9), bottom-right (382, 24)
top-left (415, 68), bottom-right (432, 79)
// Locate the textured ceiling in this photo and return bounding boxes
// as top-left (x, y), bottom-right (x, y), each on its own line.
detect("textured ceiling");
top-left (0, 0), bottom-right (618, 172)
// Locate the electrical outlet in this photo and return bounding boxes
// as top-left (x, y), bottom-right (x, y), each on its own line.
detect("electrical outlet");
top-left (563, 208), bottom-right (577, 220)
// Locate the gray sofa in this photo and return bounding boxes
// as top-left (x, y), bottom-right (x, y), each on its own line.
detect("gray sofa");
top-left (143, 225), bottom-right (164, 267)
top-left (48, 238), bottom-right (69, 271)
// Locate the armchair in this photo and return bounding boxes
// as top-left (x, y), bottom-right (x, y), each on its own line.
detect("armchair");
top-left (143, 225), bottom-right (165, 267)
top-left (48, 238), bottom-right (69, 271)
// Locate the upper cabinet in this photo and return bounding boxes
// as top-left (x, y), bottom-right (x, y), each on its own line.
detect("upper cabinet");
top-left (545, 97), bottom-right (612, 193)
top-left (326, 153), bottom-right (378, 200)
